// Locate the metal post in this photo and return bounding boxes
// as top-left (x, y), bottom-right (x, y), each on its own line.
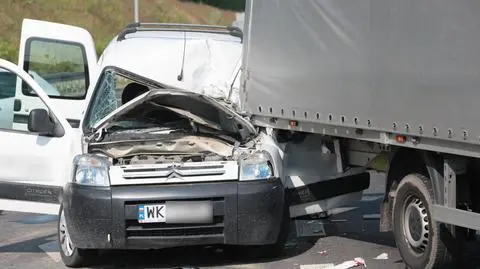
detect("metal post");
top-left (333, 139), bottom-right (344, 173)
top-left (134, 0), bottom-right (140, 23)
top-left (443, 158), bottom-right (456, 209)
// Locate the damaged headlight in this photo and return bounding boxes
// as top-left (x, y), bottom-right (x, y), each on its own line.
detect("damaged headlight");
top-left (71, 155), bottom-right (110, 187)
top-left (239, 152), bottom-right (274, 181)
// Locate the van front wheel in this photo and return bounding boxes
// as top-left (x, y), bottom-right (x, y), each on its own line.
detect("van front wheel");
top-left (58, 206), bottom-right (97, 268)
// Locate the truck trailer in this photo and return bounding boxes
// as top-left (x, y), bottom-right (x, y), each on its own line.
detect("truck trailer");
top-left (240, 1), bottom-right (480, 268)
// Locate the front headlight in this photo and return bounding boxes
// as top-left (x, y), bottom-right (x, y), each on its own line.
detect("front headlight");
top-left (71, 154), bottom-right (110, 187)
top-left (239, 152), bottom-right (274, 181)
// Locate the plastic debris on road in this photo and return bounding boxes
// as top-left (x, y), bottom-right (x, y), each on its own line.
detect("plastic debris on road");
top-left (295, 219), bottom-right (327, 237)
top-left (324, 257), bottom-right (367, 269)
top-left (330, 219), bottom-right (349, 223)
top-left (373, 253), bottom-right (389, 260)
top-left (285, 237), bottom-right (299, 248)
top-left (318, 250), bottom-right (328, 256)
top-left (300, 264), bottom-right (335, 269)
top-left (362, 214), bottom-right (381, 220)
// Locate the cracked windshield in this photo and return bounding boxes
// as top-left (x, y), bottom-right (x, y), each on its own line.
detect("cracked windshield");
top-left (1, 1), bottom-right (480, 269)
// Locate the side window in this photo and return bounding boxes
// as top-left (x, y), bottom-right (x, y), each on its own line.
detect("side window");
top-left (23, 38), bottom-right (89, 99)
top-left (87, 70), bottom-right (118, 127)
top-left (0, 70), bottom-right (16, 129)
top-left (0, 69), bottom-right (47, 132)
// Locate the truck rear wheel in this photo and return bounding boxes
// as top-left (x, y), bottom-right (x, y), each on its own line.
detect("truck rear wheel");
top-left (392, 174), bottom-right (456, 269)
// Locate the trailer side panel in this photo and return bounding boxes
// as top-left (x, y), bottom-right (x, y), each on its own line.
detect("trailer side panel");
top-left (242, 0), bottom-right (480, 152)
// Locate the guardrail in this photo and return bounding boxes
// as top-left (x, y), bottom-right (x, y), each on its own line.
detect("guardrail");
top-left (42, 72), bottom-right (86, 96)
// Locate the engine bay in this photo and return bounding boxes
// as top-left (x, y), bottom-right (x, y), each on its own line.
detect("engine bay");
top-left (115, 152), bottom-right (227, 165)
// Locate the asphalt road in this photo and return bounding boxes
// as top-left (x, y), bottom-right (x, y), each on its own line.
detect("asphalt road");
top-left (0, 172), bottom-right (478, 269)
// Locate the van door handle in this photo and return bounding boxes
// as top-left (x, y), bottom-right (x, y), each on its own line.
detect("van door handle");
top-left (14, 99), bottom-right (21, 112)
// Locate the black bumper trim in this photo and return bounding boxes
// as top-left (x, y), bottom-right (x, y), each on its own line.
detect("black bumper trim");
top-left (126, 235), bottom-right (225, 249)
top-left (0, 181), bottom-right (61, 204)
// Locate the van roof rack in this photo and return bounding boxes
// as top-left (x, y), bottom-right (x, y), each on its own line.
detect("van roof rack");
top-left (117, 22), bottom-right (243, 42)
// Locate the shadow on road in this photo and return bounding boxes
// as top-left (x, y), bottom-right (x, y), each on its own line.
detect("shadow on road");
top-left (91, 244), bottom-right (311, 269)
top-left (0, 234), bottom-right (56, 253)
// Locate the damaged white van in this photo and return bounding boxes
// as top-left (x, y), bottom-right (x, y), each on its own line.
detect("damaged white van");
top-left (0, 19), bottom-right (369, 267)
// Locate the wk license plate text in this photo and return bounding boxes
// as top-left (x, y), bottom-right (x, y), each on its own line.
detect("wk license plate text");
top-left (138, 204), bottom-right (166, 223)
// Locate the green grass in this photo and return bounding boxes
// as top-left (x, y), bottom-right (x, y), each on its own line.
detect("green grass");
top-left (0, 0), bottom-right (238, 63)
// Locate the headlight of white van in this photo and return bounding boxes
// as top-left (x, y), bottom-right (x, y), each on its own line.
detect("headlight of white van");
top-left (239, 152), bottom-right (274, 181)
top-left (72, 155), bottom-right (110, 186)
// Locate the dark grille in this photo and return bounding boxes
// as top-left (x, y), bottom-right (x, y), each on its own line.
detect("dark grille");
top-left (125, 216), bottom-right (224, 237)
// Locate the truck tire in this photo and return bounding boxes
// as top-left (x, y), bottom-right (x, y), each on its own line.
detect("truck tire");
top-left (392, 174), bottom-right (456, 269)
top-left (58, 206), bottom-right (97, 268)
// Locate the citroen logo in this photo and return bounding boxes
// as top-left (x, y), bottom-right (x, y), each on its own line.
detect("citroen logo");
top-left (166, 171), bottom-right (182, 179)
top-left (166, 163), bottom-right (184, 180)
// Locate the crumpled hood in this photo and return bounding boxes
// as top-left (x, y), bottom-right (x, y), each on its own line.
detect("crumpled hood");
top-left (91, 88), bottom-right (256, 142)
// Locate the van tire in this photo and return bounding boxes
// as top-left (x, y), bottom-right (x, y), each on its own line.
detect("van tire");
top-left (58, 206), bottom-right (97, 268)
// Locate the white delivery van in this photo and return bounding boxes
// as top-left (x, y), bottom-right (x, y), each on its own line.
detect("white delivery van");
top-left (0, 18), bottom-right (368, 267)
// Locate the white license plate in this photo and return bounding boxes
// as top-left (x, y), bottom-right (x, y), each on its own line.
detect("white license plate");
top-left (138, 204), bottom-right (166, 223)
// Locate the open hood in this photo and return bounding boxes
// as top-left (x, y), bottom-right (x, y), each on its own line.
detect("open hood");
top-left (90, 88), bottom-right (256, 143)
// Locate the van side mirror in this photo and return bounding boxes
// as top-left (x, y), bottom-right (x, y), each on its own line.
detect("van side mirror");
top-left (28, 109), bottom-right (63, 137)
top-left (14, 99), bottom-right (21, 112)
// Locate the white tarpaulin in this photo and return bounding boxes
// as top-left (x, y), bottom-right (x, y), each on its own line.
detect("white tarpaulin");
top-left (242, 0), bottom-right (480, 144)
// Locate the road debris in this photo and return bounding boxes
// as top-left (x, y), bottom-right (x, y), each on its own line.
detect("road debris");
top-left (362, 214), bottom-right (381, 220)
top-left (318, 250), bottom-right (328, 256)
top-left (317, 211), bottom-right (330, 219)
top-left (330, 219), bottom-right (348, 223)
top-left (300, 264), bottom-right (335, 269)
top-left (285, 239), bottom-right (299, 248)
top-left (295, 219), bottom-right (327, 237)
top-left (325, 257), bottom-right (367, 269)
top-left (373, 253), bottom-right (389, 260)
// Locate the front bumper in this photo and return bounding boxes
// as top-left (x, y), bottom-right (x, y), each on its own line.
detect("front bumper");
top-left (62, 178), bottom-right (285, 249)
